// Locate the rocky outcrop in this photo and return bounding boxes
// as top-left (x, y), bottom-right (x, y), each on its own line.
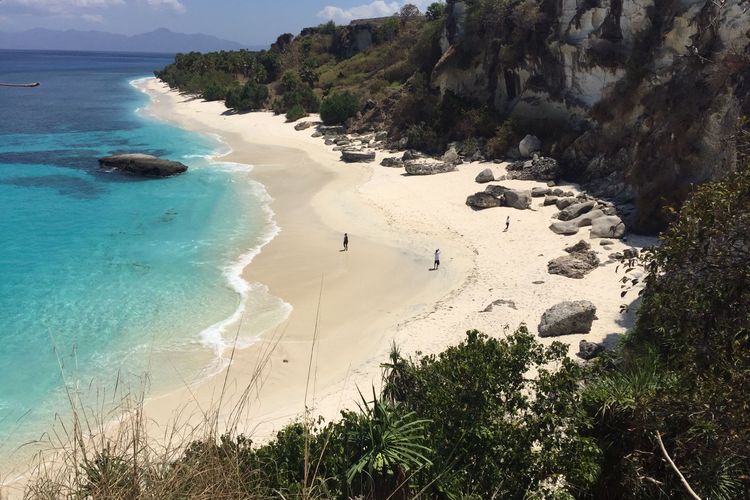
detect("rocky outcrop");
top-left (380, 157), bottom-right (403, 168)
top-left (503, 189), bottom-right (532, 210)
top-left (558, 201), bottom-right (596, 221)
top-left (547, 240), bottom-right (600, 278)
top-left (538, 300), bottom-right (597, 337)
top-left (98, 154), bottom-right (188, 177)
top-left (341, 150), bottom-right (376, 163)
top-left (404, 162), bottom-right (456, 175)
top-left (549, 209), bottom-right (604, 235)
top-left (434, 0), bottom-right (750, 234)
top-left (294, 121), bottom-right (314, 130)
top-left (506, 157), bottom-right (560, 181)
top-left (466, 192), bottom-right (503, 209)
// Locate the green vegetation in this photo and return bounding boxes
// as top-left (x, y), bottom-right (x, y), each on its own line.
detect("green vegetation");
top-left (225, 81), bottom-right (268, 112)
top-left (285, 103), bottom-right (308, 122)
top-left (320, 91), bottom-right (359, 125)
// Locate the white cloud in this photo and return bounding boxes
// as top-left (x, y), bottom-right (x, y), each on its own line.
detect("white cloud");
top-left (82, 13), bottom-right (104, 22)
top-left (146, 0), bottom-right (185, 14)
top-left (317, 0), bottom-right (440, 24)
top-left (317, 1), bottom-right (399, 23)
top-left (0, 0), bottom-right (124, 16)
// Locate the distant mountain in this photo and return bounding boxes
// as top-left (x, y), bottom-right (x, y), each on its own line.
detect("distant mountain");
top-left (0, 28), bottom-right (266, 54)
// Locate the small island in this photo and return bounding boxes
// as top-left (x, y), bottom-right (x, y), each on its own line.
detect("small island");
top-left (99, 153), bottom-right (188, 177)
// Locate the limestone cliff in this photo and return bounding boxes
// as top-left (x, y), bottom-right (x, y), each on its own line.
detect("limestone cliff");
top-left (433, 0), bottom-right (750, 232)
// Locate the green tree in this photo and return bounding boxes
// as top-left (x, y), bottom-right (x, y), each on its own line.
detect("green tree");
top-left (285, 104), bottom-right (307, 122)
top-left (319, 91), bottom-right (359, 125)
top-left (225, 81), bottom-right (268, 112)
top-left (425, 2), bottom-right (446, 21)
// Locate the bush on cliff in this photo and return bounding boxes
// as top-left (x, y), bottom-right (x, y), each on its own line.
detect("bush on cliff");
top-left (285, 104), bottom-right (307, 122)
top-left (225, 81), bottom-right (268, 112)
top-left (320, 91), bottom-right (359, 125)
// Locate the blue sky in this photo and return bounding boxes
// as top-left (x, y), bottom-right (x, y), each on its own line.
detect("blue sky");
top-left (0, 0), bottom-right (438, 45)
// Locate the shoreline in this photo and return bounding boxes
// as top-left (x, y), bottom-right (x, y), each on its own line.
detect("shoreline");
top-left (1, 76), bottom-right (653, 496)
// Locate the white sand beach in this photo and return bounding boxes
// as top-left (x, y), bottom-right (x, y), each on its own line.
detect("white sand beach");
top-left (128, 77), bottom-right (653, 444)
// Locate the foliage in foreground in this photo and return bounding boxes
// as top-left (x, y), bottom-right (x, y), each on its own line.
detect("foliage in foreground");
top-left (583, 147), bottom-right (750, 498)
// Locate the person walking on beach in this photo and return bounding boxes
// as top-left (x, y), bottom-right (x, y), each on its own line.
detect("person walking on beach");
top-left (433, 249), bottom-right (440, 270)
top-left (504, 215), bottom-right (510, 232)
top-left (343, 233), bottom-right (349, 251)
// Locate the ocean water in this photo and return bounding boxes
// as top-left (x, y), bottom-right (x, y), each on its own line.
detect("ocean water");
top-left (0, 51), bottom-right (288, 455)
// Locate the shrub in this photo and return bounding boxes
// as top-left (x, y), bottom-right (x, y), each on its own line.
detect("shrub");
top-left (285, 104), bottom-right (307, 122)
top-left (487, 119), bottom-right (520, 157)
top-left (320, 91), bottom-right (359, 125)
top-left (405, 122), bottom-right (441, 153)
top-left (425, 2), bottom-right (446, 21)
top-left (225, 81), bottom-right (268, 112)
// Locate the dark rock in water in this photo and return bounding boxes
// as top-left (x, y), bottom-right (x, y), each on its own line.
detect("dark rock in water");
top-left (466, 192), bottom-right (503, 209)
top-left (578, 340), bottom-right (605, 360)
top-left (99, 154), bottom-right (188, 177)
top-left (475, 168), bottom-right (495, 183)
top-left (538, 300), bottom-right (597, 337)
top-left (404, 162), bottom-right (455, 175)
top-left (341, 150), bottom-right (376, 163)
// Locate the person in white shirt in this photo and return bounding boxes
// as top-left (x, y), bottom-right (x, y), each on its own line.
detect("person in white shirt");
top-left (433, 249), bottom-right (440, 270)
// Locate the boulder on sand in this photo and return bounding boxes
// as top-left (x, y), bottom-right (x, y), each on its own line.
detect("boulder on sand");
top-left (532, 187), bottom-right (551, 197)
top-left (475, 168), bottom-right (495, 183)
top-left (442, 146), bottom-right (459, 164)
top-left (547, 240), bottom-right (600, 279)
top-left (538, 300), bottom-right (597, 337)
top-left (380, 157), bottom-right (403, 168)
top-left (558, 200), bottom-right (596, 221)
top-left (590, 216), bottom-right (626, 238)
top-left (294, 121), bottom-right (314, 131)
top-left (404, 162), bottom-right (456, 175)
top-left (549, 209), bottom-right (605, 235)
top-left (341, 150), bottom-right (376, 163)
top-left (99, 154), bottom-right (188, 177)
top-left (518, 134), bottom-right (541, 157)
top-left (466, 192), bottom-right (503, 209)
top-left (503, 189), bottom-right (532, 209)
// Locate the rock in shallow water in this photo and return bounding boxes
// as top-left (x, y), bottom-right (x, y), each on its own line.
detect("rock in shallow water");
top-left (99, 154), bottom-right (188, 177)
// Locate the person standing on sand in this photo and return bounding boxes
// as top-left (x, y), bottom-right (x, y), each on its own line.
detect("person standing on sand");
top-left (433, 249), bottom-right (440, 270)
top-left (343, 233), bottom-right (349, 251)
top-left (504, 216), bottom-right (510, 232)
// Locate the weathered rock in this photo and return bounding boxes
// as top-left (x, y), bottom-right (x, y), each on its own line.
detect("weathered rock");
top-left (380, 157), bottom-right (403, 168)
top-left (532, 187), bottom-right (551, 197)
top-left (555, 197), bottom-right (577, 210)
top-left (538, 301), bottom-right (597, 337)
top-left (559, 201), bottom-right (596, 221)
top-left (311, 131), bottom-right (323, 138)
top-left (519, 134), bottom-right (541, 157)
top-left (609, 252), bottom-right (624, 260)
top-left (319, 125), bottom-right (345, 136)
top-left (506, 156), bottom-right (560, 181)
top-left (484, 184), bottom-right (510, 197)
top-left (578, 340), bottom-right (605, 360)
top-left (375, 130), bottom-right (388, 141)
top-left (324, 138), bottom-right (335, 146)
top-left (336, 138), bottom-right (351, 146)
top-left (543, 196), bottom-right (558, 206)
top-left (466, 192), bottom-right (503, 209)
top-left (294, 121), bottom-right (314, 131)
top-left (402, 150), bottom-right (422, 161)
top-left (404, 162), bottom-right (456, 175)
top-left (547, 180), bottom-right (556, 187)
top-left (549, 209), bottom-right (605, 235)
top-left (599, 239), bottom-right (613, 245)
top-left (99, 154), bottom-right (187, 177)
top-left (475, 168), bottom-right (494, 183)
top-left (442, 146), bottom-right (459, 164)
top-left (590, 216), bottom-right (626, 238)
top-left (341, 150), bottom-right (376, 163)
top-left (503, 189), bottom-right (532, 209)
top-left (548, 240), bottom-right (600, 279)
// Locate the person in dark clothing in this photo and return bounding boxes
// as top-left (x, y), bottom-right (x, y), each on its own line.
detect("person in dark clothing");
top-left (504, 216), bottom-right (510, 232)
top-left (343, 233), bottom-right (349, 251)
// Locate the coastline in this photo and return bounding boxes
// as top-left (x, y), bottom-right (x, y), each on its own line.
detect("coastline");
top-left (135, 77), bottom-right (653, 441)
top-left (1, 76), bottom-right (653, 495)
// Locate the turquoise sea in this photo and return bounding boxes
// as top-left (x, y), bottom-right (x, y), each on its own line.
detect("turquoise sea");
top-left (0, 50), bottom-right (289, 457)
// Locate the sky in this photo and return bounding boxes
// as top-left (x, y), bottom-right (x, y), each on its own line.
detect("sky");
top-left (0, 0), bottom-right (440, 46)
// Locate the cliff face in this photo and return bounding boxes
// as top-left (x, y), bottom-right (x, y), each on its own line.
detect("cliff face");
top-left (433, 0), bottom-right (750, 232)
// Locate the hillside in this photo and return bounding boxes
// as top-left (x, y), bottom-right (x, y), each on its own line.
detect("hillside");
top-left (156, 1), bottom-right (750, 233)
